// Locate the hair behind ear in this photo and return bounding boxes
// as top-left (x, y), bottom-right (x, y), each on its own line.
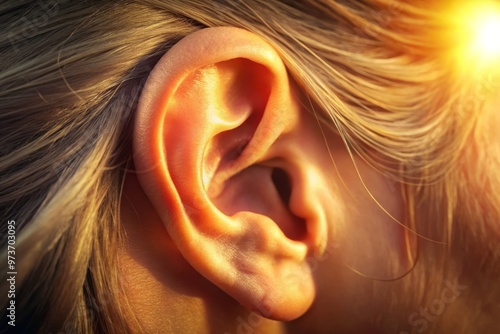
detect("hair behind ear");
top-left (0, 2), bottom-right (198, 332)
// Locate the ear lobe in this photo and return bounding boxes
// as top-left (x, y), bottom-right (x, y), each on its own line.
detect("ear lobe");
top-left (134, 27), bottom-right (321, 320)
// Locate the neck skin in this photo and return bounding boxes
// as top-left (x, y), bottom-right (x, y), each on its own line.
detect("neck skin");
top-left (119, 172), bottom-right (284, 334)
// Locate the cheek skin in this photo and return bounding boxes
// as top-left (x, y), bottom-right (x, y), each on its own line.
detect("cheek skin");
top-left (290, 122), bottom-right (408, 332)
top-left (332, 150), bottom-right (407, 278)
top-left (306, 120), bottom-right (407, 279)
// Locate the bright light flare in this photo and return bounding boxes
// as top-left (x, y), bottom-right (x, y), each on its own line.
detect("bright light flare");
top-left (441, 2), bottom-right (500, 106)
top-left (448, 2), bottom-right (500, 74)
top-left (470, 10), bottom-right (500, 58)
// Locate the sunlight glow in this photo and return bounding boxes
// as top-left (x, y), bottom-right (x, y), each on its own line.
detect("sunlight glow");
top-left (448, 1), bottom-right (500, 75)
top-left (471, 10), bottom-right (500, 58)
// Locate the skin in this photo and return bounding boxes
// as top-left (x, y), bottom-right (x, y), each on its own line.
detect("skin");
top-left (118, 27), bottom-right (418, 334)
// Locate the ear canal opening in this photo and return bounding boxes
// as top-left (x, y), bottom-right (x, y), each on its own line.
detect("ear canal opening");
top-left (271, 168), bottom-right (292, 207)
top-left (271, 167), bottom-right (308, 241)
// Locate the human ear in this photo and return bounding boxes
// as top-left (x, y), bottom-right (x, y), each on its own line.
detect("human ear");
top-left (133, 27), bottom-right (327, 320)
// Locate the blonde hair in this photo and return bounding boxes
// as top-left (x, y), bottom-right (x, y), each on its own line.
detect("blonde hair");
top-left (1, 0), bottom-right (498, 333)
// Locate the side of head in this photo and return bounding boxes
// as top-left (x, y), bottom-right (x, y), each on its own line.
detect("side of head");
top-left (1, 1), bottom-right (499, 333)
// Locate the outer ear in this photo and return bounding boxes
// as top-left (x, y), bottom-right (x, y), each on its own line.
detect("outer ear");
top-left (134, 27), bottom-right (326, 320)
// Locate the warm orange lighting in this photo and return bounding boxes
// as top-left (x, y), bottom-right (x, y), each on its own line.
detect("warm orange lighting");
top-left (448, 1), bottom-right (500, 75)
top-left (470, 10), bottom-right (500, 59)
